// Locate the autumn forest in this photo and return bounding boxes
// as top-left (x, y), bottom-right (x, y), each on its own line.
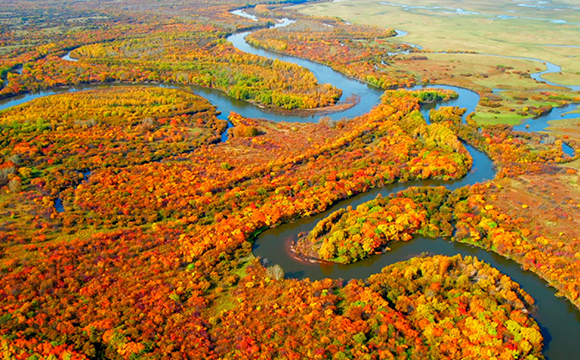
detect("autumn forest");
top-left (1, 0), bottom-right (580, 359)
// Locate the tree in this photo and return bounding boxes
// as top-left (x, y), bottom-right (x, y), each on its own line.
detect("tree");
top-left (265, 264), bottom-right (284, 280)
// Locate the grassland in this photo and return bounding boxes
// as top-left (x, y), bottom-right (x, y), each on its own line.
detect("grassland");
top-left (294, 0), bottom-right (580, 76)
top-left (291, 0), bottom-right (580, 123)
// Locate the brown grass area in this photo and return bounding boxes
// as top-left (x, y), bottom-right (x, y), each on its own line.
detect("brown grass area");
top-left (490, 172), bottom-right (580, 243)
top-left (393, 53), bottom-right (542, 93)
top-left (218, 119), bottom-right (343, 168)
top-left (547, 117), bottom-right (580, 141)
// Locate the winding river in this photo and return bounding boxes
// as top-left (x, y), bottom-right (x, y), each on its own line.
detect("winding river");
top-left (0, 10), bottom-right (579, 359)
top-left (228, 11), bottom-right (580, 360)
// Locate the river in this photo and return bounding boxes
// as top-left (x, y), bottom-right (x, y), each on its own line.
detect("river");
top-left (230, 10), bottom-right (580, 360)
top-left (0, 10), bottom-right (579, 359)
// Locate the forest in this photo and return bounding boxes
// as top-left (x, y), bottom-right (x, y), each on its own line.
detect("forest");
top-left (1, 0), bottom-right (580, 359)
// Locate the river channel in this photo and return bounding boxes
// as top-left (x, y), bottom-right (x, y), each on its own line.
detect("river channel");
top-left (0, 10), bottom-right (579, 359)
top-left (229, 11), bottom-right (580, 360)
